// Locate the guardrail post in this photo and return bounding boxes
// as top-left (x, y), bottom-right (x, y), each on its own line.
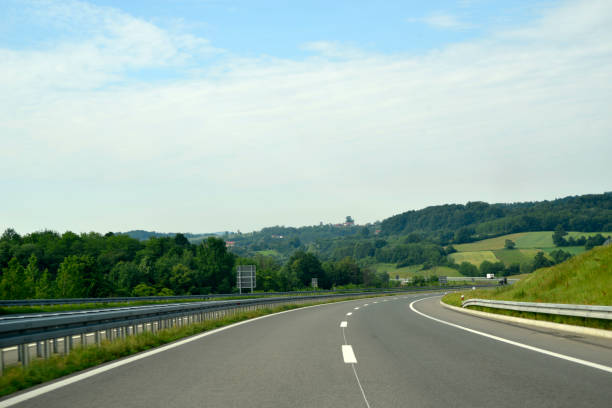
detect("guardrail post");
top-left (80, 333), bottom-right (86, 346)
top-left (0, 349), bottom-right (4, 375)
top-left (20, 344), bottom-right (30, 367)
top-left (36, 341), bottom-right (43, 358)
top-left (53, 338), bottom-right (58, 354)
top-left (95, 331), bottom-right (100, 346)
top-left (43, 340), bottom-right (50, 359)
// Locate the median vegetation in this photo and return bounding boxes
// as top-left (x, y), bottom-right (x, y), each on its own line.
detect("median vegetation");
top-left (442, 245), bottom-right (612, 330)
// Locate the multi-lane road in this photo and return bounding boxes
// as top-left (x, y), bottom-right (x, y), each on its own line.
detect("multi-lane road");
top-left (2, 293), bottom-right (611, 407)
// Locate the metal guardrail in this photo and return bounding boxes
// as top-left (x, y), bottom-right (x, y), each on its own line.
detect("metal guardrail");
top-left (1, 286), bottom-right (498, 374)
top-left (0, 288), bottom-right (423, 307)
top-left (462, 298), bottom-right (612, 320)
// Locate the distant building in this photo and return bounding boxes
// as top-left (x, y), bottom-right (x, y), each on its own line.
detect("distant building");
top-left (225, 241), bottom-right (235, 248)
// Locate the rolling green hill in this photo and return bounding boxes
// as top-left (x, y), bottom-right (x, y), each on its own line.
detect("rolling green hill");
top-left (447, 244), bottom-right (612, 306)
top-left (450, 231), bottom-right (611, 267)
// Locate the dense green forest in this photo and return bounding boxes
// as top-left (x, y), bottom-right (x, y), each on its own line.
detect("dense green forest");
top-left (0, 230), bottom-right (390, 299)
top-left (381, 193), bottom-right (612, 240)
top-left (1, 192), bottom-right (610, 299)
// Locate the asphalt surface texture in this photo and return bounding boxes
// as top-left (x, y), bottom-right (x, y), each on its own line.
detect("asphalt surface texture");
top-left (2, 293), bottom-right (611, 407)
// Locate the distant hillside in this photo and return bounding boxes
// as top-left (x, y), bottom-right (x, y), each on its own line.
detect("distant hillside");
top-left (381, 193), bottom-right (612, 241)
top-left (121, 230), bottom-right (228, 241)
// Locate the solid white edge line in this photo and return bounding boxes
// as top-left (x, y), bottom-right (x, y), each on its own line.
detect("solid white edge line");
top-left (340, 321), bottom-right (348, 328)
top-left (409, 297), bottom-right (612, 374)
top-left (342, 345), bottom-right (357, 363)
top-left (0, 297), bottom-right (373, 408)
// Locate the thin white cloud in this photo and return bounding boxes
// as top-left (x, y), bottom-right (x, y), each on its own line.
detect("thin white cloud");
top-left (1, 0), bottom-right (611, 233)
top-left (408, 13), bottom-right (474, 30)
top-left (301, 41), bottom-right (368, 59)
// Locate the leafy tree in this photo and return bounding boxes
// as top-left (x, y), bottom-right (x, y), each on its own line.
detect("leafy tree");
top-left (532, 251), bottom-right (553, 270)
top-left (454, 227), bottom-right (474, 244)
top-left (56, 255), bottom-right (98, 298)
top-left (22, 254), bottom-right (40, 298)
top-left (0, 257), bottom-right (26, 299)
top-left (459, 261), bottom-right (478, 277)
top-left (504, 239), bottom-right (516, 250)
top-left (132, 283), bottom-right (157, 297)
top-left (174, 233), bottom-right (190, 247)
top-left (35, 270), bottom-right (54, 298)
top-left (286, 250), bottom-right (326, 288)
top-left (552, 225), bottom-right (568, 247)
top-left (169, 264), bottom-right (197, 294)
top-left (550, 249), bottom-right (572, 264)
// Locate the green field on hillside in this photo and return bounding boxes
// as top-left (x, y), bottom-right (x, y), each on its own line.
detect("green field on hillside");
top-left (451, 231), bottom-right (611, 267)
top-left (454, 233), bottom-right (527, 252)
top-left (373, 263), bottom-right (462, 279)
top-left (255, 249), bottom-right (282, 258)
top-left (514, 231), bottom-right (612, 249)
top-left (492, 249), bottom-right (539, 265)
top-left (449, 251), bottom-right (498, 266)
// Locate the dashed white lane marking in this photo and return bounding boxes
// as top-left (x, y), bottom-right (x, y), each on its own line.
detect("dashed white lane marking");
top-left (346, 312), bottom-right (353, 316)
top-left (340, 321), bottom-right (348, 328)
top-left (363, 304), bottom-right (369, 306)
top-left (410, 297), bottom-right (612, 375)
top-left (354, 307), bottom-right (360, 310)
top-left (0, 299), bottom-right (358, 408)
top-left (373, 301), bottom-right (378, 304)
top-left (342, 345), bottom-right (357, 363)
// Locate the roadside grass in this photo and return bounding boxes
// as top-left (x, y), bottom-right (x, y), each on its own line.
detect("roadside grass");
top-left (0, 293), bottom-right (407, 397)
top-left (449, 251), bottom-right (498, 267)
top-left (442, 245), bottom-right (612, 330)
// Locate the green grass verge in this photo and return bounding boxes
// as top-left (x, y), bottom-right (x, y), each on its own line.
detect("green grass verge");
top-left (0, 293), bottom-right (404, 397)
top-left (442, 245), bottom-right (612, 330)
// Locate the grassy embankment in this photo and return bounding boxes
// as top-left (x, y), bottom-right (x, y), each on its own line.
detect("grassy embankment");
top-left (0, 292), bottom-right (405, 397)
top-left (443, 245), bottom-right (612, 330)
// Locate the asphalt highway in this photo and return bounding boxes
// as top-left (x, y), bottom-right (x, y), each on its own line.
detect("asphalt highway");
top-left (2, 293), bottom-right (611, 407)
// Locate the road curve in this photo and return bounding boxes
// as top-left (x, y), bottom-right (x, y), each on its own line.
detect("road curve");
top-left (2, 294), bottom-right (611, 407)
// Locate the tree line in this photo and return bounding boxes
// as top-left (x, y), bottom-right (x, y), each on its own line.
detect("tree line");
top-left (0, 229), bottom-right (392, 300)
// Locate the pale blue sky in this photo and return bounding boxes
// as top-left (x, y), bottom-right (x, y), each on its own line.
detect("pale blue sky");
top-left (1, 0), bottom-right (611, 234)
